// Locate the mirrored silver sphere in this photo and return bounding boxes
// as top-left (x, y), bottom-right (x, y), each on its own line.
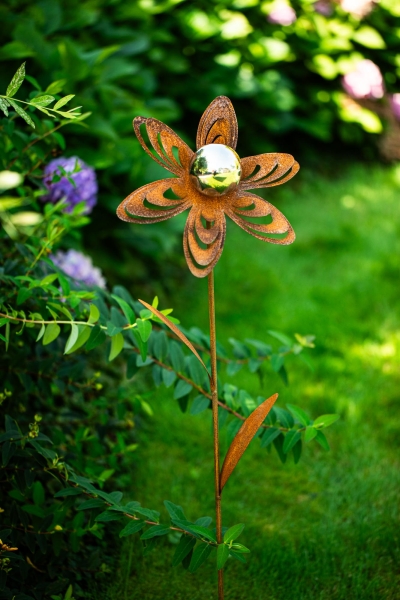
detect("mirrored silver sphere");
top-left (190, 144), bottom-right (241, 196)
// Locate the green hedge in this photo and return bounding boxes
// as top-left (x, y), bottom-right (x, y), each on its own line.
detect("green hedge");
top-left (0, 0), bottom-right (399, 282)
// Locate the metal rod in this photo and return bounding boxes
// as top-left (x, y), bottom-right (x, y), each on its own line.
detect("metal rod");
top-left (207, 268), bottom-right (224, 599)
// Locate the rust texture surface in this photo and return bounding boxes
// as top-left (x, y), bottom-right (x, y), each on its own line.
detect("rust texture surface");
top-left (220, 393), bottom-right (278, 491)
top-left (117, 96), bottom-right (299, 278)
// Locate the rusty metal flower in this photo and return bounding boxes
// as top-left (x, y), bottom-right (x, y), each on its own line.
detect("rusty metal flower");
top-left (117, 96), bottom-right (299, 278)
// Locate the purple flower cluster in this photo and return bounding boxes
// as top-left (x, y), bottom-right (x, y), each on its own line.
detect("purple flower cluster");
top-left (43, 156), bottom-right (98, 214)
top-left (313, 0), bottom-right (333, 16)
top-left (52, 249), bottom-right (106, 289)
top-left (342, 60), bottom-right (384, 100)
top-left (267, 3), bottom-right (297, 25)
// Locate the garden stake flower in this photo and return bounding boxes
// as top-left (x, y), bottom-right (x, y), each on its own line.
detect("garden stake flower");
top-left (117, 96), bottom-right (299, 599)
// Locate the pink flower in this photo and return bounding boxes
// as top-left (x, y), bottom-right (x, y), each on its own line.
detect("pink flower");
top-left (390, 94), bottom-right (400, 121)
top-left (340, 0), bottom-right (375, 18)
top-left (342, 60), bottom-right (384, 100)
top-left (267, 3), bottom-right (297, 26)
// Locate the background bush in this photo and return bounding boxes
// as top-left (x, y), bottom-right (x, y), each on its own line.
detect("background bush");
top-left (1, 0), bottom-right (399, 284)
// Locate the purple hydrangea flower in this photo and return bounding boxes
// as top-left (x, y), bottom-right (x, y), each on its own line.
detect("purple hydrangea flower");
top-left (313, 0), bottom-right (333, 16)
top-left (267, 3), bottom-right (297, 25)
top-left (342, 60), bottom-right (384, 100)
top-left (43, 156), bottom-right (98, 214)
top-left (52, 249), bottom-right (106, 289)
top-left (390, 94), bottom-right (400, 121)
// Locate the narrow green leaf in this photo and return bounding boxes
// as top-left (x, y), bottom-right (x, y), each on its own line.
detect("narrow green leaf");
top-left (111, 294), bottom-right (136, 325)
top-left (88, 304), bottom-right (100, 324)
top-left (172, 535), bottom-right (196, 567)
top-left (190, 396), bottom-right (210, 416)
top-left (230, 542), bottom-right (250, 553)
top-left (313, 414), bottom-right (340, 429)
top-left (283, 430), bottom-right (301, 454)
top-left (119, 520), bottom-right (145, 537)
top-left (54, 94), bottom-right (75, 110)
top-left (217, 543), bottom-right (230, 570)
top-left (64, 323), bottom-right (79, 354)
top-left (36, 323), bottom-right (45, 342)
top-left (109, 332), bottom-right (124, 361)
top-left (8, 99), bottom-right (35, 128)
top-left (95, 511), bottom-right (122, 522)
top-left (172, 519), bottom-right (217, 542)
top-left (315, 430), bottom-right (330, 451)
top-left (6, 62), bottom-right (25, 97)
top-left (17, 288), bottom-right (32, 305)
top-left (85, 325), bottom-right (106, 350)
top-left (173, 380), bottom-right (193, 400)
top-left (164, 500), bottom-right (186, 521)
top-left (304, 426), bottom-right (317, 443)
top-left (43, 323), bottom-right (61, 346)
top-left (140, 524), bottom-right (171, 540)
top-left (271, 354), bottom-right (284, 372)
top-left (54, 488), bottom-right (82, 498)
top-left (65, 325), bottom-right (91, 354)
top-left (267, 329), bottom-right (292, 346)
top-left (40, 273), bottom-right (59, 286)
top-left (162, 368), bottom-right (176, 388)
top-left (223, 523), bottom-right (244, 543)
top-left (5, 321), bottom-right (10, 351)
top-left (229, 549), bottom-right (247, 563)
top-left (30, 95), bottom-right (55, 107)
top-left (136, 318), bottom-right (152, 342)
top-left (292, 439), bottom-right (302, 464)
top-left (77, 498), bottom-right (105, 510)
top-left (260, 427), bottom-right (280, 448)
top-left (273, 433), bottom-right (287, 463)
top-left (0, 98), bottom-right (9, 116)
top-left (132, 329), bottom-right (147, 362)
top-left (188, 542), bottom-right (213, 573)
top-left (286, 404), bottom-right (310, 426)
top-left (170, 341), bottom-right (185, 372)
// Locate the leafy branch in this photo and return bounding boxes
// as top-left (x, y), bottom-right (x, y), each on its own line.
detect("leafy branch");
top-left (0, 63), bottom-right (84, 129)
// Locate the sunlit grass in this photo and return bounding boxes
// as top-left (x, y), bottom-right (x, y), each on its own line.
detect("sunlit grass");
top-left (108, 163), bottom-right (400, 599)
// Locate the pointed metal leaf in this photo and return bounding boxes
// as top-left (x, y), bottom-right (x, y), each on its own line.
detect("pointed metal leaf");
top-left (220, 393), bottom-right (278, 491)
top-left (138, 299), bottom-right (210, 379)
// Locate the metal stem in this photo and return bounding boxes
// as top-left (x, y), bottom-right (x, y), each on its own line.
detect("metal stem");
top-left (207, 268), bottom-right (224, 599)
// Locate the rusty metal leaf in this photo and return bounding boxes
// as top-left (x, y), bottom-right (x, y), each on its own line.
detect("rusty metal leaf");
top-left (220, 393), bottom-right (278, 491)
top-left (196, 96), bottom-right (238, 150)
top-left (138, 299), bottom-right (211, 378)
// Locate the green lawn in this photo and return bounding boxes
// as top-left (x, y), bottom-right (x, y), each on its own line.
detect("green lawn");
top-left (108, 163), bottom-right (400, 600)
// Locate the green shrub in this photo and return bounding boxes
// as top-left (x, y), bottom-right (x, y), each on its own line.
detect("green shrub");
top-left (1, 0), bottom-right (399, 280)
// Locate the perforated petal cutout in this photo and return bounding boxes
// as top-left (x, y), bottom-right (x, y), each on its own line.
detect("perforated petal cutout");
top-left (117, 179), bottom-right (190, 224)
top-left (134, 117), bottom-right (194, 176)
top-left (240, 153), bottom-right (299, 190)
top-left (196, 96), bottom-right (238, 150)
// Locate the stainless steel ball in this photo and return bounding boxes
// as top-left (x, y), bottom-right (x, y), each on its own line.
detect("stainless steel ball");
top-left (190, 144), bottom-right (241, 196)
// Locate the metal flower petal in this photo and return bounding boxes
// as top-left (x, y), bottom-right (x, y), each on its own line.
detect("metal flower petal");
top-left (226, 191), bottom-right (295, 244)
top-left (134, 117), bottom-right (194, 176)
top-left (183, 206), bottom-right (226, 277)
top-left (196, 96), bottom-right (238, 150)
top-left (117, 179), bottom-right (190, 224)
top-left (240, 153), bottom-right (299, 190)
